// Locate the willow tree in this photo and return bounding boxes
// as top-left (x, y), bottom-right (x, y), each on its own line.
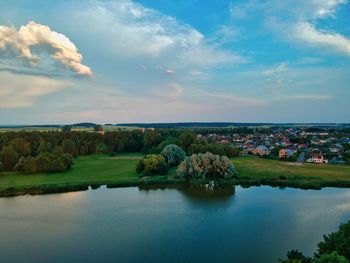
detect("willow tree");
top-left (176, 152), bottom-right (236, 180)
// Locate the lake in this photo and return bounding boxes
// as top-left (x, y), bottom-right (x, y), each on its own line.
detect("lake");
top-left (1, 185), bottom-right (350, 263)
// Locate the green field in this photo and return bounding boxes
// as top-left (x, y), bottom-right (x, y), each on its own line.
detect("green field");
top-left (232, 157), bottom-right (350, 180)
top-left (1, 154), bottom-right (350, 197)
top-left (232, 157), bottom-right (350, 189)
top-left (0, 153), bottom-right (178, 196)
top-left (0, 125), bottom-right (139, 132)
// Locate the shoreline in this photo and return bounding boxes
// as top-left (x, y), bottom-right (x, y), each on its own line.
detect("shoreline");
top-left (2, 177), bottom-right (350, 198)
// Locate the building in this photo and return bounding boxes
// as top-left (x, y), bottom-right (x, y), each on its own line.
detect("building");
top-left (306, 148), bottom-right (328, 164)
top-left (252, 145), bottom-right (270, 156)
top-left (279, 149), bottom-right (294, 159)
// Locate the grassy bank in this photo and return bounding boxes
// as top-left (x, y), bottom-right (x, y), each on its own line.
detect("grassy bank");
top-left (232, 157), bottom-right (350, 189)
top-left (1, 154), bottom-right (350, 197)
top-left (0, 154), bottom-right (181, 197)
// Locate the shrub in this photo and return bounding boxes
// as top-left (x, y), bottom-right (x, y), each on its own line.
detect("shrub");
top-left (160, 144), bottom-right (186, 167)
top-left (176, 152), bottom-right (236, 180)
top-left (136, 155), bottom-right (168, 176)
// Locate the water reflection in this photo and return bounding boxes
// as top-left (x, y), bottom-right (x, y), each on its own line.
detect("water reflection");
top-left (1, 186), bottom-right (350, 263)
top-left (139, 183), bottom-right (235, 203)
top-left (177, 184), bottom-right (235, 202)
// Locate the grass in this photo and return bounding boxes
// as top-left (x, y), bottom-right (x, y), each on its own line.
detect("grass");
top-left (1, 154), bottom-right (350, 197)
top-left (232, 157), bottom-right (350, 189)
top-left (0, 153), bottom-right (179, 197)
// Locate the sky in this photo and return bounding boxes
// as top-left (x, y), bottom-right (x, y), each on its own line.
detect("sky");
top-left (0, 0), bottom-right (349, 124)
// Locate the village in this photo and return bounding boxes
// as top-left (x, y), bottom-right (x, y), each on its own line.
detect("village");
top-left (197, 127), bottom-right (350, 165)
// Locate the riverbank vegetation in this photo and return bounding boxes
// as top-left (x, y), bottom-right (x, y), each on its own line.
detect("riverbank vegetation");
top-left (280, 220), bottom-right (350, 262)
top-left (1, 153), bottom-right (350, 196)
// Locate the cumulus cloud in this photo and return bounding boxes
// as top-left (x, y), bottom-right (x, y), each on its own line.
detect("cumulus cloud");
top-left (0, 71), bottom-right (72, 108)
top-left (0, 21), bottom-right (92, 76)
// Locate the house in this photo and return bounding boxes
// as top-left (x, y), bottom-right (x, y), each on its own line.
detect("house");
top-left (252, 145), bottom-right (270, 156)
top-left (279, 149), bottom-right (294, 159)
top-left (306, 148), bottom-right (328, 164)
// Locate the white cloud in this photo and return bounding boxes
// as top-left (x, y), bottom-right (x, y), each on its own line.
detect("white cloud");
top-left (73, 0), bottom-right (243, 68)
top-left (292, 22), bottom-right (350, 56)
top-left (0, 21), bottom-right (92, 76)
top-left (0, 71), bottom-right (72, 108)
top-left (230, 0), bottom-right (350, 57)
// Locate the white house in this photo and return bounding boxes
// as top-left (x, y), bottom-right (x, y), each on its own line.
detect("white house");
top-left (306, 148), bottom-right (328, 164)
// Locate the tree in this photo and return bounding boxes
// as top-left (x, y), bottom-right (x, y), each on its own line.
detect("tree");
top-left (160, 144), bottom-right (186, 167)
top-left (10, 139), bottom-right (31, 157)
top-left (50, 159), bottom-right (66, 172)
top-left (59, 153), bottom-right (74, 169)
top-left (282, 220), bottom-right (350, 262)
top-left (176, 152), bottom-right (236, 180)
top-left (315, 252), bottom-right (348, 263)
top-left (0, 146), bottom-right (19, 171)
top-left (177, 131), bottom-right (197, 153)
top-left (35, 153), bottom-right (52, 173)
top-left (62, 139), bottom-right (76, 156)
top-left (136, 155), bottom-right (168, 176)
top-left (37, 141), bottom-right (53, 154)
top-left (279, 250), bottom-right (312, 263)
top-left (315, 220), bottom-right (350, 260)
top-left (143, 130), bottom-right (162, 152)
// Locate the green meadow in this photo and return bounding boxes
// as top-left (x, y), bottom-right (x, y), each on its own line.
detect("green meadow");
top-left (1, 154), bottom-right (350, 196)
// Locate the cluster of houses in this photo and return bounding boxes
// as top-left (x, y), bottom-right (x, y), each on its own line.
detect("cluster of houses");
top-left (198, 127), bottom-right (350, 165)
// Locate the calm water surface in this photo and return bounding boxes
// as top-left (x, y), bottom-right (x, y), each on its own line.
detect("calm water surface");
top-left (1, 186), bottom-right (350, 263)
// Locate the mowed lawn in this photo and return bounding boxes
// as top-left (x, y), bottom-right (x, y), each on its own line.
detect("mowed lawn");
top-left (0, 154), bottom-right (144, 190)
top-left (232, 157), bottom-right (350, 181)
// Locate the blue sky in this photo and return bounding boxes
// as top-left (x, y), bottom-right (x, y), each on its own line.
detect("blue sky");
top-left (0, 0), bottom-right (349, 124)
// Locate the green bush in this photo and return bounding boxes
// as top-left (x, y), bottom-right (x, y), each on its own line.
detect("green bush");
top-left (136, 155), bottom-right (168, 176)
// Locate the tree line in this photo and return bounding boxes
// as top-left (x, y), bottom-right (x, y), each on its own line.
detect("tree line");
top-left (0, 129), bottom-right (238, 174)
